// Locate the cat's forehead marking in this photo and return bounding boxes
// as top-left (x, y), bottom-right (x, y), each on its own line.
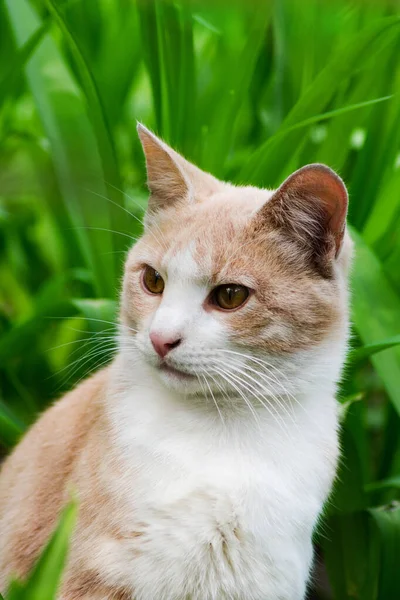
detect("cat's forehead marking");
top-left (145, 187), bottom-right (273, 284)
top-left (163, 240), bottom-right (201, 281)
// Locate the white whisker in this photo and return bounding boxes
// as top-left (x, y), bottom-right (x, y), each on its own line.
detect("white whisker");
top-left (47, 333), bottom-right (117, 353)
top-left (219, 349), bottom-right (301, 408)
top-left (52, 341), bottom-right (118, 384)
top-left (212, 365), bottom-right (290, 438)
top-left (104, 181), bottom-right (170, 253)
top-left (84, 188), bottom-right (144, 228)
top-left (68, 225), bottom-right (138, 242)
top-left (205, 370), bottom-right (235, 408)
top-left (211, 366), bottom-right (260, 426)
top-left (200, 373), bottom-right (225, 426)
top-left (214, 357), bottom-right (297, 427)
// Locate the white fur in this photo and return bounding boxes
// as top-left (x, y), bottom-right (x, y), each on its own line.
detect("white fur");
top-left (99, 244), bottom-right (348, 600)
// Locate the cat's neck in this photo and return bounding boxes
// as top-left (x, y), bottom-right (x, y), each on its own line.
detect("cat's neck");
top-left (104, 350), bottom-right (339, 453)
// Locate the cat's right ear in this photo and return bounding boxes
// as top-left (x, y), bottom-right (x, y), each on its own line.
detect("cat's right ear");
top-left (137, 124), bottom-right (190, 215)
top-left (137, 124), bottom-right (221, 219)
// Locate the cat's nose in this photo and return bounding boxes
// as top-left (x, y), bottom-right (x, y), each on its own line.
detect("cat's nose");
top-left (150, 332), bottom-right (182, 359)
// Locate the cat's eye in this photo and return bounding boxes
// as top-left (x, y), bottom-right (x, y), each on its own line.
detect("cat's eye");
top-left (142, 265), bottom-right (164, 294)
top-left (212, 285), bottom-right (249, 310)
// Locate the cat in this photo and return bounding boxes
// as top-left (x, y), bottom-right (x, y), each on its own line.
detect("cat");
top-left (0, 124), bottom-right (351, 600)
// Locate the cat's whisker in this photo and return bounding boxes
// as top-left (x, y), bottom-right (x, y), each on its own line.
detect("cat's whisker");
top-left (103, 179), bottom-right (169, 252)
top-left (244, 357), bottom-right (297, 398)
top-left (47, 333), bottom-right (117, 353)
top-left (213, 367), bottom-right (272, 424)
top-left (60, 346), bottom-right (118, 389)
top-left (61, 340), bottom-right (117, 376)
top-left (54, 316), bottom-right (139, 336)
top-left (218, 349), bottom-right (290, 387)
top-left (225, 361), bottom-right (297, 430)
top-left (215, 357), bottom-right (298, 426)
top-left (231, 377), bottom-right (291, 439)
top-left (84, 186), bottom-right (170, 253)
top-left (233, 365), bottom-right (298, 431)
top-left (145, 219), bottom-right (169, 253)
top-left (120, 323), bottom-right (139, 334)
top-left (195, 372), bottom-right (209, 403)
top-left (68, 225), bottom-right (138, 242)
top-left (84, 188), bottom-right (144, 228)
top-left (212, 365), bottom-right (290, 438)
top-left (48, 316), bottom-right (119, 328)
top-left (215, 354), bottom-right (282, 394)
top-left (57, 337), bottom-right (118, 366)
top-left (52, 341), bottom-right (118, 384)
top-left (211, 367), bottom-right (260, 426)
top-left (200, 373), bottom-right (225, 426)
top-left (70, 352), bottom-right (120, 390)
top-left (239, 357), bottom-right (312, 420)
top-left (218, 349), bottom-right (299, 407)
top-left (51, 336), bottom-right (117, 370)
top-left (204, 369), bottom-right (235, 410)
top-left (65, 325), bottom-right (116, 336)
top-left (101, 181), bottom-right (146, 221)
top-left (106, 182), bottom-right (170, 252)
top-left (47, 339), bottom-right (117, 382)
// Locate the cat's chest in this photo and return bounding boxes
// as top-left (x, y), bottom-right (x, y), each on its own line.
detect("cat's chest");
top-left (101, 440), bottom-right (312, 600)
top-left (119, 422), bottom-right (289, 535)
top-left (130, 448), bottom-right (268, 535)
top-left (113, 405), bottom-right (324, 527)
top-left (98, 397), bottom-right (336, 599)
top-left (122, 439), bottom-right (271, 542)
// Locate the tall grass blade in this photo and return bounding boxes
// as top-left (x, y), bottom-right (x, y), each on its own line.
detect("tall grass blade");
top-left (6, 502), bottom-right (77, 600)
top-left (45, 0), bottom-right (127, 263)
top-left (239, 16), bottom-right (400, 187)
top-left (0, 21), bottom-right (48, 112)
top-left (4, 0), bottom-right (116, 298)
top-left (369, 504), bottom-right (400, 599)
top-left (351, 229), bottom-right (400, 416)
top-left (351, 335), bottom-right (400, 363)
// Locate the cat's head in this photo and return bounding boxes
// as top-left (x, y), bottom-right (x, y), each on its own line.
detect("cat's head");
top-left (120, 125), bottom-right (351, 400)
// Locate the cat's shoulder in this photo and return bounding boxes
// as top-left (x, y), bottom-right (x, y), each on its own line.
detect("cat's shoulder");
top-left (2, 366), bottom-right (109, 473)
top-left (0, 367), bottom-right (110, 586)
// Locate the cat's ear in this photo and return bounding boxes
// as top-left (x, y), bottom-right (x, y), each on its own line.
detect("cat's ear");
top-left (137, 123), bottom-right (221, 216)
top-left (259, 164), bottom-right (348, 275)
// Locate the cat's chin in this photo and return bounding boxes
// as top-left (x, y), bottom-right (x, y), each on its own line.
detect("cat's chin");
top-left (153, 362), bottom-right (202, 395)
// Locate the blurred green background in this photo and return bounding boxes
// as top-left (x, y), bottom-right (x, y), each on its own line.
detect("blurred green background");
top-left (1, 0), bottom-right (400, 598)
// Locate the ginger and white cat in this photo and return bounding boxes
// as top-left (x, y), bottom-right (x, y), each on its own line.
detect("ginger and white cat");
top-left (0, 124), bottom-right (351, 600)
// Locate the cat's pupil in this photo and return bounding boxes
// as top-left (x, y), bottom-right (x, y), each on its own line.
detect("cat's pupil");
top-left (214, 284), bottom-right (249, 310)
top-left (143, 265), bottom-right (165, 294)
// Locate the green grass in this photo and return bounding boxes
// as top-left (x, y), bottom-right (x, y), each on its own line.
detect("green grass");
top-left (1, 0), bottom-right (400, 597)
top-left (5, 502), bottom-right (76, 600)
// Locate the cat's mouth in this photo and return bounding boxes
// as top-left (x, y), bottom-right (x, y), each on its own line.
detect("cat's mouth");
top-left (158, 362), bottom-right (196, 380)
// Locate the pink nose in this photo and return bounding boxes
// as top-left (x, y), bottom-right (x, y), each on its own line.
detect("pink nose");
top-left (150, 332), bottom-right (182, 359)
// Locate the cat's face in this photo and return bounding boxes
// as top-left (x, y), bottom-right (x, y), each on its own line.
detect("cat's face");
top-left (120, 125), bottom-right (351, 399)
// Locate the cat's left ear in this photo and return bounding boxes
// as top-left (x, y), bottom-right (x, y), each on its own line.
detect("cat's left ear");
top-left (137, 124), bottom-right (221, 217)
top-left (259, 164), bottom-right (348, 276)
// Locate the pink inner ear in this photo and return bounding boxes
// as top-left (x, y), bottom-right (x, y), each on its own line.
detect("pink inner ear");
top-left (279, 164), bottom-right (348, 256)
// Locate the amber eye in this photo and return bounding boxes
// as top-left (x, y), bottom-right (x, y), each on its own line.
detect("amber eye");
top-left (213, 285), bottom-right (249, 310)
top-left (142, 265), bottom-right (164, 294)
